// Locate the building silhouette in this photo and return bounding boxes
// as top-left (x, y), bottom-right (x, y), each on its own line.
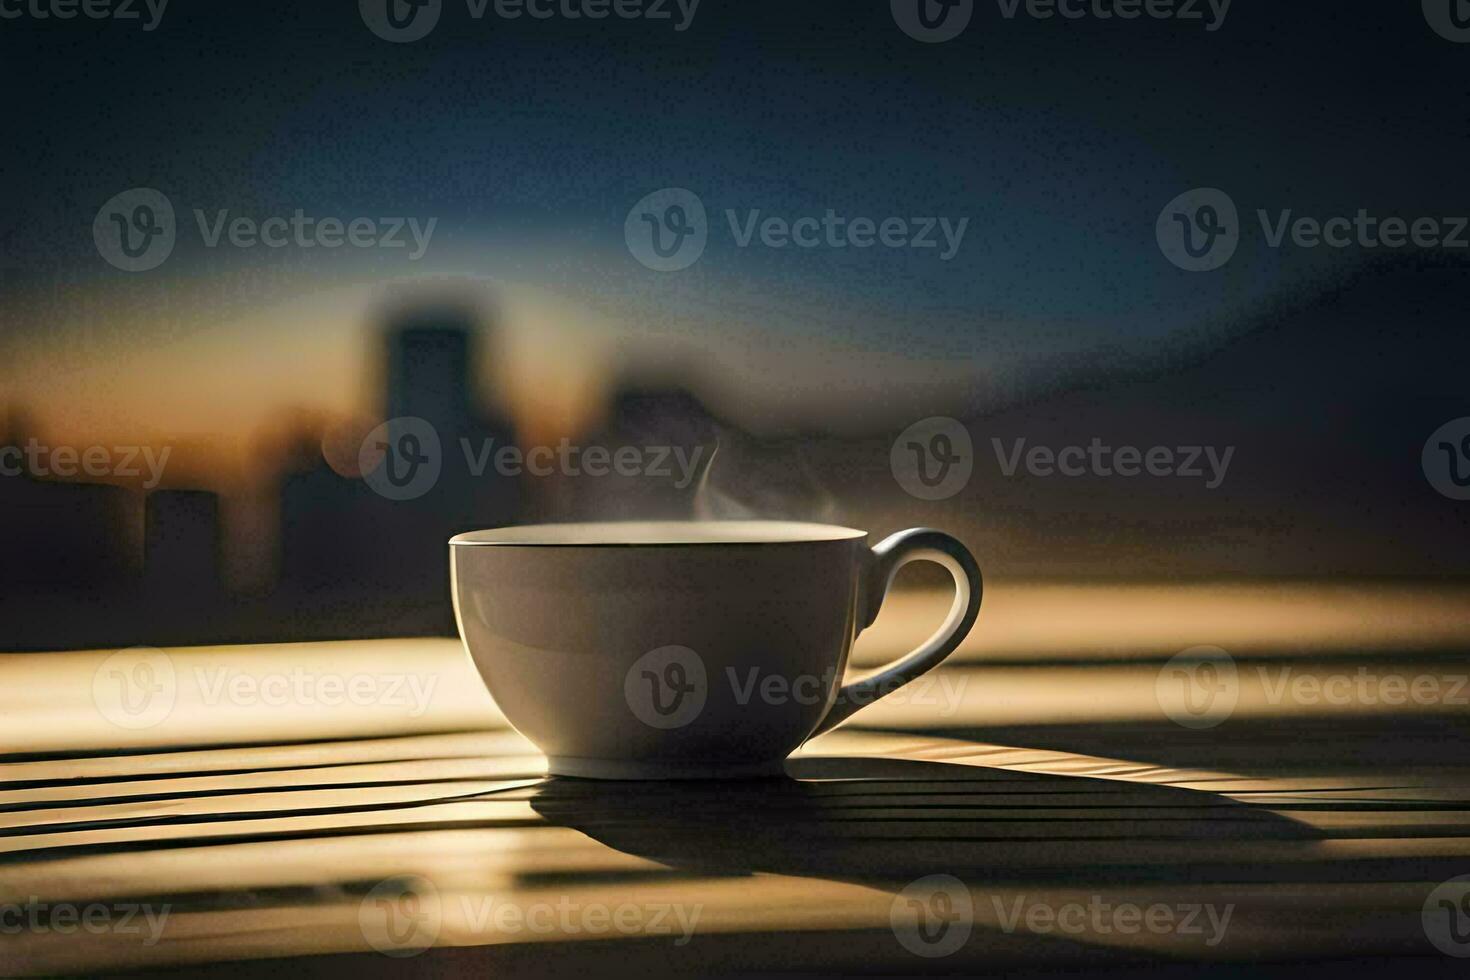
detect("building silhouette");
top-left (276, 301), bottom-right (521, 635)
top-left (0, 412), bottom-right (138, 594)
top-left (145, 490), bottom-right (223, 599)
top-left (0, 411), bottom-right (143, 650)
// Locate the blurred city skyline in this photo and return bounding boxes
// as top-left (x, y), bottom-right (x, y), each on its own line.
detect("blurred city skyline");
top-left (4, 243), bottom-right (1469, 641)
top-left (5, 2), bottom-right (1467, 462)
top-left (3, 2), bottom-right (1468, 652)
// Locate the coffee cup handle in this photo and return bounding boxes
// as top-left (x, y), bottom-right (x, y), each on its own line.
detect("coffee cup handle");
top-left (811, 528), bottom-right (983, 737)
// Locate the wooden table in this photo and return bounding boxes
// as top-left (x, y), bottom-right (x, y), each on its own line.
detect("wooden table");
top-left (3, 583), bottom-right (1470, 977)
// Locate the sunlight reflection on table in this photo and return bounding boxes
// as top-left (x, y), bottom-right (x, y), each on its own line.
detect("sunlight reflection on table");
top-left (4, 580), bottom-right (1467, 755)
top-left (2, 580), bottom-right (1468, 975)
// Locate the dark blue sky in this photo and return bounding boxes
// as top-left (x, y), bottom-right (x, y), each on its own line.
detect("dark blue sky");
top-left (2, 1), bottom-right (1467, 424)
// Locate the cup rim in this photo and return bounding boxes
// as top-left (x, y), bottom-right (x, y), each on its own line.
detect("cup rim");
top-left (449, 520), bottom-right (866, 548)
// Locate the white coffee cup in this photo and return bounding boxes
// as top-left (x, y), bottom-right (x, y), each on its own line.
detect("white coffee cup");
top-left (450, 521), bottom-right (981, 779)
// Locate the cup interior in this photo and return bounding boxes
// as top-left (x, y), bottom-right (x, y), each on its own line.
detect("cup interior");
top-left (449, 520), bottom-right (866, 547)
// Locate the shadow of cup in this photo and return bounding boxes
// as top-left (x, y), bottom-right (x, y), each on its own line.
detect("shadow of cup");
top-left (528, 755), bottom-right (1322, 886)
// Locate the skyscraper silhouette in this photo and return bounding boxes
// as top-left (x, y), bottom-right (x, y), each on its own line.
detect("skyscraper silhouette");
top-left (276, 299), bottom-right (521, 636)
top-left (386, 310), bottom-right (477, 438)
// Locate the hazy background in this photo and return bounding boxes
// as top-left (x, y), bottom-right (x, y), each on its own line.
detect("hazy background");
top-left (2, 1), bottom-right (1468, 651)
